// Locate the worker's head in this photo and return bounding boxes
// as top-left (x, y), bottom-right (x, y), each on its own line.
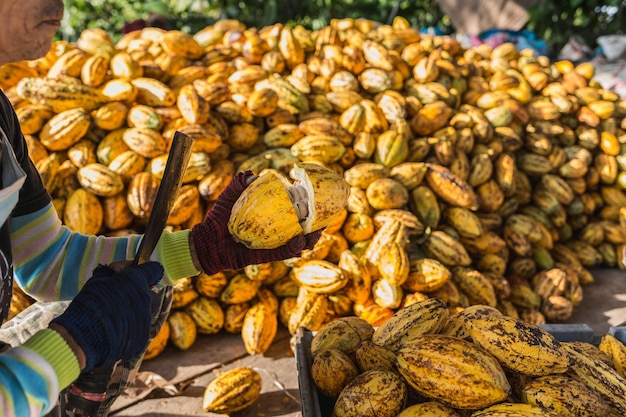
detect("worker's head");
top-left (0, 0), bottom-right (64, 66)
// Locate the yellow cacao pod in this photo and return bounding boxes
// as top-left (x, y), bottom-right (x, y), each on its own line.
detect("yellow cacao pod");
top-left (39, 107), bottom-right (92, 151)
top-left (312, 348), bottom-right (360, 399)
top-left (241, 302), bottom-right (278, 355)
top-left (467, 314), bottom-right (571, 376)
top-left (521, 374), bottom-right (612, 417)
top-left (396, 402), bottom-right (460, 417)
top-left (80, 54), bottom-right (110, 87)
top-left (228, 163), bottom-right (350, 249)
top-left (17, 76), bottom-right (109, 113)
top-left (397, 334), bottom-right (510, 409)
top-left (332, 370), bottom-right (407, 417)
top-left (186, 296), bottom-right (224, 335)
top-left (143, 321), bottom-right (170, 360)
top-left (167, 310), bottom-right (197, 351)
top-left (219, 273), bottom-right (261, 305)
top-left (203, 366), bottom-right (262, 414)
top-left (126, 171), bottom-right (160, 220)
top-left (91, 102), bottom-right (129, 131)
top-left (16, 104), bottom-right (54, 135)
top-left (76, 163), bottom-right (124, 197)
top-left (63, 188), bottom-right (103, 235)
top-left (102, 194), bottom-right (134, 231)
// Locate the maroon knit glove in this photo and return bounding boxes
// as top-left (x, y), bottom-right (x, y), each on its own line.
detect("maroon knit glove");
top-left (191, 170), bottom-right (322, 275)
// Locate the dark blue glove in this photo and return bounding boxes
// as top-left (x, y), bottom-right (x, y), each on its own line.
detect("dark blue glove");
top-left (51, 262), bottom-right (164, 372)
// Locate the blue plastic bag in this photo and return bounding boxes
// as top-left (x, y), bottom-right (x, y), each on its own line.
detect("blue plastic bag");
top-left (480, 29), bottom-right (548, 57)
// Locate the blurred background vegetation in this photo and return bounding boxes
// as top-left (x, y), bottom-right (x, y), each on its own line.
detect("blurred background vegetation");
top-left (525, 0), bottom-right (626, 58)
top-left (59, 0), bottom-right (626, 59)
top-left (58, 0), bottom-right (451, 40)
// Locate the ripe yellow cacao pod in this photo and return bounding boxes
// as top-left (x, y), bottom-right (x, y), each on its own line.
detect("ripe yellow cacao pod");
top-left (312, 348), bottom-right (360, 398)
top-left (16, 104), bottom-right (54, 135)
top-left (144, 321), bottom-right (170, 360)
top-left (202, 366), bottom-right (262, 414)
top-left (17, 76), bottom-right (109, 112)
top-left (332, 370), bottom-right (407, 417)
top-left (521, 374), bottom-right (611, 416)
top-left (167, 310), bottom-right (197, 351)
top-left (241, 302), bottom-right (277, 355)
top-left (396, 402), bottom-right (460, 417)
top-left (185, 296), bottom-right (224, 335)
top-left (63, 188), bottom-right (103, 235)
top-left (228, 163), bottom-right (350, 249)
top-left (397, 334), bottom-right (510, 409)
top-left (311, 316), bottom-right (374, 357)
top-left (472, 402), bottom-right (560, 416)
top-left (39, 107), bottom-right (92, 151)
top-left (467, 314), bottom-right (571, 376)
top-left (76, 163), bottom-right (124, 197)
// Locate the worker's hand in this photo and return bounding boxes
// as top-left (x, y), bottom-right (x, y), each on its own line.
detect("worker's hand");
top-left (190, 170), bottom-right (322, 275)
top-left (49, 262), bottom-right (164, 372)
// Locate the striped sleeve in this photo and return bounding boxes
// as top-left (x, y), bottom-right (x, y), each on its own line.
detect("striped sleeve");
top-left (0, 329), bottom-right (79, 417)
top-left (10, 203), bottom-right (199, 301)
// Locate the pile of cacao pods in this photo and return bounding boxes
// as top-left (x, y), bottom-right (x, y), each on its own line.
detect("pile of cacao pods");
top-left (308, 301), bottom-right (626, 417)
top-left (3, 16), bottom-right (626, 358)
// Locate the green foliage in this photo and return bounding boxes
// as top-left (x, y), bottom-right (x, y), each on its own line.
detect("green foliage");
top-left (60, 0), bottom-right (141, 40)
top-left (59, 0), bottom-right (626, 60)
top-left (59, 0), bottom-right (452, 42)
top-left (526, 1), bottom-right (626, 58)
